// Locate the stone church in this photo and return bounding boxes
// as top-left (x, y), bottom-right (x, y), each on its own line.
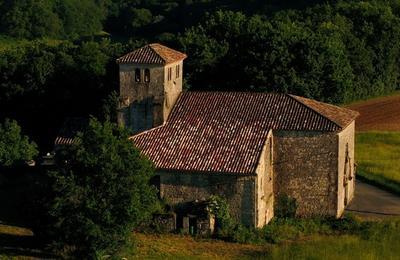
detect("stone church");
top-left (116, 43), bottom-right (359, 228)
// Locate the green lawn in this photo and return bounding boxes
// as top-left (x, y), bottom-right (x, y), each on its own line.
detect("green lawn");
top-left (356, 132), bottom-right (400, 194)
top-left (268, 234), bottom-right (400, 260)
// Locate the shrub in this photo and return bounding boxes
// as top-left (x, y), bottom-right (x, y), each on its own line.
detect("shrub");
top-left (206, 195), bottom-right (235, 237)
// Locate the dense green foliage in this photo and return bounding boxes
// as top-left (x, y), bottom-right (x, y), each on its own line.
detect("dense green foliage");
top-left (0, 119), bottom-right (38, 167)
top-left (180, 3), bottom-right (400, 103)
top-left (0, 39), bottom-right (133, 149)
top-left (1, 1), bottom-right (400, 152)
top-left (0, 0), bottom-right (106, 39)
top-left (207, 195), bottom-right (235, 236)
top-left (36, 119), bottom-right (157, 257)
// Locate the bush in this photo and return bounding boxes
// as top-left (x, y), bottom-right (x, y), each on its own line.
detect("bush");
top-left (206, 195), bottom-right (235, 237)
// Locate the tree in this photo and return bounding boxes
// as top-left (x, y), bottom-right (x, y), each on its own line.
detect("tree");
top-left (0, 119), bottom-right (38, 167)
top-left (39, 118), bottom-right (157, 257)
top-left (100, 90), bottom-right (119, 123)
top-left (55, 0), bottom-right (106, 39)
top-left (0, 0), bottom-right (62, 39)
top-left (130, 8), bottom-right (153, 30)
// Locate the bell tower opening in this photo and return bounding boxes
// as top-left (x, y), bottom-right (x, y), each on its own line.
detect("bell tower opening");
top-left (116, 43), bottom-right (187, 134)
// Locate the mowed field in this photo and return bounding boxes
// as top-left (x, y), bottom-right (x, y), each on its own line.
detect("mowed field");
top-left (347, 92), bottom-right (400, 131)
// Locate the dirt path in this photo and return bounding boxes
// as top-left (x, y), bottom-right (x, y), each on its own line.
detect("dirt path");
top-left (346, 93), bottom-right (400, 131)
top-left (346, 180), bottom-right (400, 218)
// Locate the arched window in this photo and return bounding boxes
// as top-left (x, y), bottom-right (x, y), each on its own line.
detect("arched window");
top-left (144, 69), bottom-right (150, 82)
top-left (135, 68), bottom-right (141, 82)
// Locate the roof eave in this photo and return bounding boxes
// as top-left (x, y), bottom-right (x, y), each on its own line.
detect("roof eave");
top-left (155, 167), bottom-right (257, 176)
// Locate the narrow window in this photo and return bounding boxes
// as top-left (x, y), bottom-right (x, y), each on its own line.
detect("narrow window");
top-left (176, 64), bottom-right (180, 78)
top-left (269, 137), bottom-right (273, 166)
top-left (144, 68), bottom-right (150, 82)
top-left (135, 68), bottom-right (141, 82)
top-left (168, 67), bottom-right (172, 81)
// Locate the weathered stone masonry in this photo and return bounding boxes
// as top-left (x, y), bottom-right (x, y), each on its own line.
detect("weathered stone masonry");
top-left (337, 121), bottom-right (356, 216)
top-left (159, 171), bottom-right (257, 227)
top-left (273, 122), bottom-right (356, 218)
top-left (273, 130), bottom-right (339, 217)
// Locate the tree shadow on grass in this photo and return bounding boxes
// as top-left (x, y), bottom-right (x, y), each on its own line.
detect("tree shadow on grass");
top-left (0, 233), bottom-right (55, 259)
top-left (0, 170), bottom-right (56, 259)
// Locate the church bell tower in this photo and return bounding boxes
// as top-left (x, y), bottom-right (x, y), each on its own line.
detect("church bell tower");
top-left (116, 43), bottom-right (187, 134)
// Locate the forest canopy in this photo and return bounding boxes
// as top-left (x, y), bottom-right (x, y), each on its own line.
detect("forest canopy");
top-left (1, 0), bottom-right (400, 151)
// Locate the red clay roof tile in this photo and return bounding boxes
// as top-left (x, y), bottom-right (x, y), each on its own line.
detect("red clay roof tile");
top-left (116, 43), bottom-right (187, 65)
top-left (131, 92), bottom-right (359, 174)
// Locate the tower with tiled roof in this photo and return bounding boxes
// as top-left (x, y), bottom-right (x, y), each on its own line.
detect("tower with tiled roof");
top-left (116, 43), bottom-right (187, 133)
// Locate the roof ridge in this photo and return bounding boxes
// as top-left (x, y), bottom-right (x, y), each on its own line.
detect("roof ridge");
top-left (116, 43), bottom-right (186, 64)
top-left (129, 123), bottom-right (166, 139)
top-left (182, 91), bottom-right (283, 95)
top-left (147, 43), bottom-right (167, 64)
top-left (286, 94), bottom-right (342, 130)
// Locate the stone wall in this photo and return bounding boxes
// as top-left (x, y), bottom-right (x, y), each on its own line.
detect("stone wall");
top-left (337, 122), bottom-right (355, 217)
top-left (117, 61), bottom-right (183, 133)
top-left (162, 61), bottom-right (183, 122)
top-left (273, 130), bottom-right (339, 217)
top-left (159, 171), bottom-right (257, 227)
top-left (255, 132), bottom-right (274, 227)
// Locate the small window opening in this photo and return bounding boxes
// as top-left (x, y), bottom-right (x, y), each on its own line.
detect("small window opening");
top-left (168, 67), bottom-right (172, 81)
top-left (176, 64), bottom-right (180, 78)
top-left (269, 138), bottom-right (273, 166)
top-left (144, 69), bottom-right (150, 82)
top-left (135, 68), bottom-right (141, 82)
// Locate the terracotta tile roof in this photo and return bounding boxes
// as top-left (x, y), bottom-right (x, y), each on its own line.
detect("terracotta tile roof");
top-left (116, 43), bottom-right (187, 65)
top-left (131, 92), bottom-right (359, 174)
top-left (289, 95), bottom-right (360, 129)
top-left (54, 117), bottom-right (88, 147)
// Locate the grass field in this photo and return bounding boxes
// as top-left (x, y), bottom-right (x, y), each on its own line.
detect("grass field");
top-left (346, 91), bottom-right (400, 193)
top-left (2, 217), bottom-right (400, 259)
top-left (121, 222), bottom-right (400, 260)
top-left (356, 132), bottom-right (400, 194)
